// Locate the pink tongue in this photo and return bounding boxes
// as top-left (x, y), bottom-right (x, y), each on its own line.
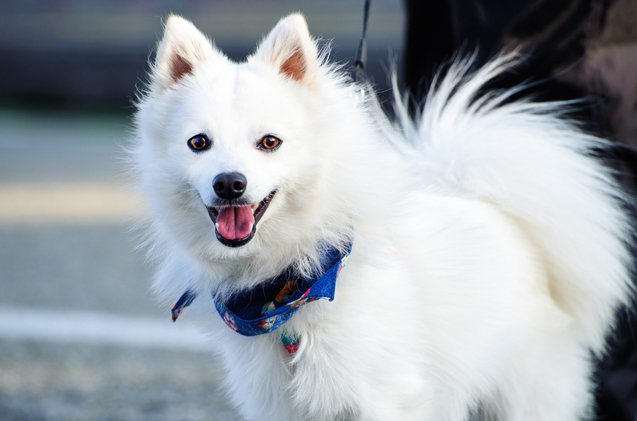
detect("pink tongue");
top-left (216, 206), bottom-right (255, 240)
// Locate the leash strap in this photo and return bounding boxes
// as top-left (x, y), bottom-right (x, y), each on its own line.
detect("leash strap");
top-left (353, 0), bottom-right (372, 83)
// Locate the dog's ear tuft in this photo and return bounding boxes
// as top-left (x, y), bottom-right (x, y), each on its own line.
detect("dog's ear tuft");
top-left (152, 15), bottom-right (215, 91)
top-left (251, 14), bottom-right (318, 86)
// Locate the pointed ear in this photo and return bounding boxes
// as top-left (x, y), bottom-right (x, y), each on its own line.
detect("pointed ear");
top-left (251, 14), bottom-right (319, 87)
top-left (152, 15), bottom-right (215, 90)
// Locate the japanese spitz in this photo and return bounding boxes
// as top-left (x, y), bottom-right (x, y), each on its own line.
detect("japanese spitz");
top-left (132, 13), bottom-right (633, 421)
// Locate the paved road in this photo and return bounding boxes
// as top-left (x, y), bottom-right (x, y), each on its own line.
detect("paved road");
top-left (0, 110), bottom-right (239, 420)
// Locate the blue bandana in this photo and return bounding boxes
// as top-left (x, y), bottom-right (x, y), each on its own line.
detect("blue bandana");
top-left (171, 244), bottom-right (351, 338)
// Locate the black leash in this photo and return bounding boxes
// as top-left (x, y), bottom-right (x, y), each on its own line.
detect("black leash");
top-left (353, 0), bottom-right (371, 83)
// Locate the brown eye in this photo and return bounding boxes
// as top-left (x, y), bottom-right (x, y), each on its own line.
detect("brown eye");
top-left (257, 135), bottom-right (282, 151)
top-left (187, 134), bottom-right (211, 152)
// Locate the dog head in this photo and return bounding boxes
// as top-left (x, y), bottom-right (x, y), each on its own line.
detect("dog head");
top-left (134, 14), bottom-right (366, 275)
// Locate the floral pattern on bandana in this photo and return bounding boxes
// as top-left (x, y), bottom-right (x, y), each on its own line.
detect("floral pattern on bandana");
top-left (223, 311), bottom-right (238, 331)
top-left (214, 244), bottom-right (351, 337)
top-left (171, 244), bottom-right (352, 339)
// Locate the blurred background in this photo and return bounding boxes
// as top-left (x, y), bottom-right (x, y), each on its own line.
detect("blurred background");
top-left (0, 1), bottom-right (402, 420)
top-left (2, 0), bottom-right (636, 420)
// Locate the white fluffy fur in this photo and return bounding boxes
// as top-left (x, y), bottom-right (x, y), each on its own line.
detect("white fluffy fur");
top-left (132, 14), bottom-right (633, 421)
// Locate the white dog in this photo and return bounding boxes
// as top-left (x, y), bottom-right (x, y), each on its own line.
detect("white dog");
top-left (132, 13), bottom-right (633, 420)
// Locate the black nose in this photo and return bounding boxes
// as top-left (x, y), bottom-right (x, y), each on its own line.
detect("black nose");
top-left (213, 172), bottom-right (247, 200)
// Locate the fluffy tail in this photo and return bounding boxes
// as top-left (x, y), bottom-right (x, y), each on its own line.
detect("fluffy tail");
top-left (394, 53), bottom-right (633, 353)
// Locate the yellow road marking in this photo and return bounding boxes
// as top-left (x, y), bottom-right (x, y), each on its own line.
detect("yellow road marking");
top-left (0, 182), bottom-right (147, 224)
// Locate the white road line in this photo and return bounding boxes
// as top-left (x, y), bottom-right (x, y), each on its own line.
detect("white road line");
top-left (0, 306), bottom-right (210, 352)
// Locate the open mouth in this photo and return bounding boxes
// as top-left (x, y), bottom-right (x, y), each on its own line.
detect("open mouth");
top-left (207, 191), bottom-right (276, 247)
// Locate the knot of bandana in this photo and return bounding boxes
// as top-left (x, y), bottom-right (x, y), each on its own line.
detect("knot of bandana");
top-left (171, 244), bottom-right (351, 352)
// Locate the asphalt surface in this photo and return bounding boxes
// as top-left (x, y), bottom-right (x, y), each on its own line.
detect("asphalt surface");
top-left (0, 340), bottom-right (235, 421)
top-left (0, 110), bottom-right (240, 420)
